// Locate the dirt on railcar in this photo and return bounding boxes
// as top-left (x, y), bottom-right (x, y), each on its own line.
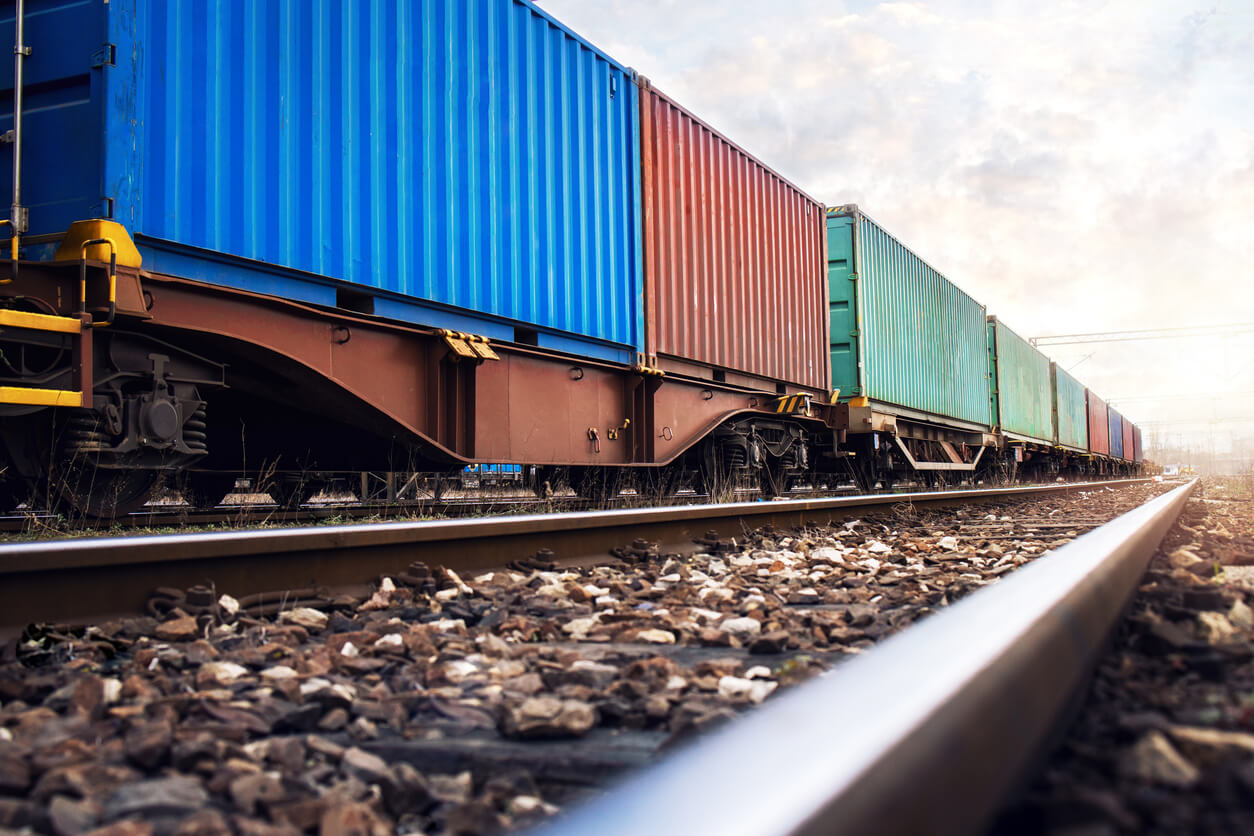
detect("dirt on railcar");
top-left (0, 484), bottom-right (1167, 835)
top-left (993, 477), bottom-right (1254, 835)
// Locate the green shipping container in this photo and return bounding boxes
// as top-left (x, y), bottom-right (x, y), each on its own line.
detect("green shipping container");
top-left (988, 317), bottom-right (1053, 444)
top-left (827, 206), bottom-right (990, 430)
top-left (1051, 363), bottom-right (1088, 452)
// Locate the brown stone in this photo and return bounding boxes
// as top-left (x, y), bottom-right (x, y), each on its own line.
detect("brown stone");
top-left (156, 616), bottom-right (200, 642)
top-left (501, 697), bottom-right (597, 739)
top-left (48, 794), bottom-right (99, 836)
top-left (229, 773), bottom-right (288, 816)
top-left (82, 822), bottom-right (154, 836)
top-left (318, 802), bottom-right (389, 836)
top-left (173, 809), bottom-right (233, 836)
top-left (123, 720), bottom-right (172, 770)
top-left (0, 741), bottom-right (30, 793)
top-left (748, 630), bottom-right (791, 654)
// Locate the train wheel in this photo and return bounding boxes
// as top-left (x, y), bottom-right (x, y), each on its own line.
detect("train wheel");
top-left (0, 475), bottom-right (32, 513)
top-left (268, 476), bottom-right (319, 509)
top-left (54, 462), bottom-right (162, 518)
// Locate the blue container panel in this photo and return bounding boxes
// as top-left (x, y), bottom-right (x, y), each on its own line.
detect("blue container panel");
top-left (4, 0), bottom-right (644, 353)
top-left (1108, 408), bottom-right (1125, 459)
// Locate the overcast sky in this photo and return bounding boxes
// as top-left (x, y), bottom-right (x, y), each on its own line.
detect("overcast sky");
top-left (540, 0), bottom-right (1254, 461)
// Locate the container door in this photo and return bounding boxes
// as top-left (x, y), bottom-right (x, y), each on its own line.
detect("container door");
top-left (826, 213), bottom-right (861, 397)
top-left (0, 0), bottom-right (108, 238)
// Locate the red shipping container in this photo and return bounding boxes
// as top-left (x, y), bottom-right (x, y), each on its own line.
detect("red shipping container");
top-left (1087, 390), bottom-right (1109, 457)
top-left (1122, 420), bottom-right (1135, 464)
top-left (637, 78), bottom-right (829, 392)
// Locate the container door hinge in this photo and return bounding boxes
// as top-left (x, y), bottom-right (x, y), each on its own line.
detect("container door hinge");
top-left (439, 330), bottom-right (499, 362)
top-left (99, 197), bottom-right (114, 218)
top-left (91, 44), bottom-right (116, 68)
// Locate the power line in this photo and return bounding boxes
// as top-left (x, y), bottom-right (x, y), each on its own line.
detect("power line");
top-left (1032, 323), bottom-right (1254, 347)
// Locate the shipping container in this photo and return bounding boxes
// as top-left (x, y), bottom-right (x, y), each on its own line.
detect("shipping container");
top-left (1051, 363), bottom-right (1088, 452)
top-left (1108, 408), bottom-right (1125, 460)
top-left (1133, 425), bottom-right (1144, 463)
top-left (1087, 390), bottom-right (1110, 457)
top-left (1, 0), bottom-right (643, 362)
top-left (639, 79), bottom-right (828, 391)
top-left (1122, 418), bottom-right (1135, 464)
top-left (827, 206), bottom-right (990, 429)
top-left (988, 317), bottom-right (1053, 444)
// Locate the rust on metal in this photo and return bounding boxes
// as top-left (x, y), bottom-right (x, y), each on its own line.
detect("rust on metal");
top-left (637, 78), bottom-right (829, 392)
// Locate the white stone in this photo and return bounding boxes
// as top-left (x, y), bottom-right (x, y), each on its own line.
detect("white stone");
top-left (431, 618), bottom-right (466, 633)
top-left (636, 629), bottom-right (676, 644)
top-left (435, 588), bottom-right (460, 601)
top-left (1228, 598), bottom-right (1253, 629)
top-left (218, 594), bottom-right (240, 617)
top-left (200, 661), bottom-right (249, 685)
top-left (278, 607), bottom-right (328, 630)
top-left (562, 616), bottom-right (600, 639)
top-left (101, 678), bottom-right (122, 704)
top-left (717, 675), bottom-right (778, 704)
top-left (744, 665), bottom-right (773, 680)
top-left (719, 617), bottom-right (762, 637)
top-left (665, 675), bottom-right (688, 692)
top-left (937, 536), bottom-right (960, 551)
top-left (261, 666), bottom-right (299, 681)
top-left (1197, 611), bottom-right (1238, 644)
top-left (1119, 730), bottom-right (1200, 787)
top-left (374, 633), bottom-right (404, 649)
top-left (443, 660), bottom-right (480, 683)
top-left (810, 547), bottom-right (844, 563)
top-left (865, 540), bottom-right (892, 555)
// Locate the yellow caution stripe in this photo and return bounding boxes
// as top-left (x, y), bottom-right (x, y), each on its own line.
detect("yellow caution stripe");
top-left (0, 386), bottom-right (83, 407)
top-left (0, 309), bottom-right (82, 334)
top-left (773, 393), bottom-right (812, 414)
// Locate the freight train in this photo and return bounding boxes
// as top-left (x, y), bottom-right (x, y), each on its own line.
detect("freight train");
top-left (0, 0), bottom-right (1142, 517)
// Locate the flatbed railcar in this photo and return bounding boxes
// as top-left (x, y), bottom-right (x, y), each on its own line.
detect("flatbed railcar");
top-left (0, 0), bottom-right (839, 516)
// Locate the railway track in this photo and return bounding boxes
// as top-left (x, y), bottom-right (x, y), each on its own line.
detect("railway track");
top-left (540, 479), bottom-right (1197, 835)
top-left (0, 479), bottom-right (1151, 633)
top-left (0, 478), bottom-right (1186, 836)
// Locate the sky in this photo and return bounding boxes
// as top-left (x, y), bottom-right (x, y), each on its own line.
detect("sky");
top-left (539, 0), bottom-right (1254, 464)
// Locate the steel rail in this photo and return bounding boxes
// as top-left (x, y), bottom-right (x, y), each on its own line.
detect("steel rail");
top-left (534, 479), bottom-right (1196, 836)
top-left (0, 479), bottom-right (1150, 634)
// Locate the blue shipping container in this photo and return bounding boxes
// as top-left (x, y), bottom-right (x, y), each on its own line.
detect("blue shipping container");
top-left (1108, 407), bottom-right (1125, 460)
top-left (0, 0), bottom-right (643, 362)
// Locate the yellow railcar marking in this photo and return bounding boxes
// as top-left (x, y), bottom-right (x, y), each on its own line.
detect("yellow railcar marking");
top-left (0, 309), bottom-right (82, 334)
top-left (0, 387), bottom-right (83, 407)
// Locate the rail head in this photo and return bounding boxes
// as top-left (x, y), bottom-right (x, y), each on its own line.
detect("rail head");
top-left (0, 479), bottom-right (1153, 572)
top-left (531, 479), bottom-right (1196, 836)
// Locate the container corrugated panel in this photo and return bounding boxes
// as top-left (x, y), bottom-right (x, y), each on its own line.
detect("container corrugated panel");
top-left (1051, 363), bottom-right (1088, 451)
top-left (1087, 390), bottom-right (1110, 456)
top-left (988, 318), bottom-right (1053, 444)
top-left (2, 0), bottom-right (644, 353)
top-left (827, 206), bottom-right (990, 428)
top-left (1108, 408), bottom-right (1125, 459)
top-left (1133, 425), bottom-right (1144, 463)
top-left (639, 80), bottom-right (828, 391)
top-left (1122, 419), bottom-right (1135, 464)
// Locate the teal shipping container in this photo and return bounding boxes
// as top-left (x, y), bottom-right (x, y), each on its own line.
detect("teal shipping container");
top-left (988, 317), bottom-right (1053, 445)
top-left (826, 206), bottom-right (990, 430)
top-left (1051, 363), bottom-right (1088, 452)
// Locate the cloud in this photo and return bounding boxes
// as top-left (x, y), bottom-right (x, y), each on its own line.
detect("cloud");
top-left (538, 0), bottom-right (1254, 448)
